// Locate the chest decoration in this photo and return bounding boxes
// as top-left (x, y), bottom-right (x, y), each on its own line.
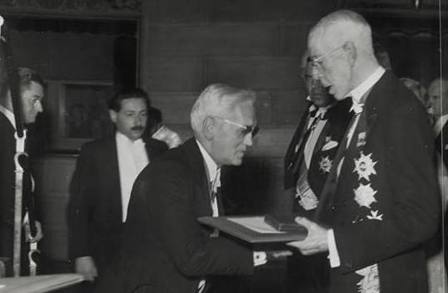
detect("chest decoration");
top-left (353, 152), bottom-right (377, 181)
top-left (319, 156), bottom-right (332, 173)
top-left (356, 264), bottom-right (380, 293)
top-left (356, 132), bottom-right (367, 148)
top-left (353, 183), bottom-right (377, 208)
top-left (352, 151), bottom-right (383, 222)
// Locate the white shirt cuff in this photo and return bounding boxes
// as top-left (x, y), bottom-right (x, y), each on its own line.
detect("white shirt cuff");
top-left (327, 229), bottom-right (341, 268)
top-left (253, 251), bottom-right (267, 266)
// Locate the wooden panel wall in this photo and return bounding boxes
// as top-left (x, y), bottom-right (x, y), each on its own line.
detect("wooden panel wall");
top-left (33, 155), bottom-right (77, 261)
top-left (140, 22), bottom-right (314, 158)
top-left (139, 2), bottom-right (336, 215)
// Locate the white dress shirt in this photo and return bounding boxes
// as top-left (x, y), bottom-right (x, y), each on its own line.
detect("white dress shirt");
top-left (196, 140), bottom-right (220, 217)
top-left (116, 132), bottom-right (149, 222)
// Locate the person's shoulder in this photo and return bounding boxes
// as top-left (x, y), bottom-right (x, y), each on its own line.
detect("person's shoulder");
top-left (140, 142), bottom-right (192, 181)
top-left (79, 136), bottom-right (114, 154)
top-left (145, 137), bottom-right (169, 152)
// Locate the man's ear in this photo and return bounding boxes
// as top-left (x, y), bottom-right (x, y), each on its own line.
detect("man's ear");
top-left (343, 41), bottom-right (357, 65)
top-left (109, 110), bottom-right (118, 124)
top-left (202, 116), bottom-right (215, 141)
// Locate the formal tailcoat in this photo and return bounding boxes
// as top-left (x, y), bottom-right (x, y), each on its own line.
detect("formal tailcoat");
top-left (68, 135), bottom-right (168, 274)
top-left (315, 71), bottom-right (440, 293)
top-left (95, 138), bottom-right (254, 293)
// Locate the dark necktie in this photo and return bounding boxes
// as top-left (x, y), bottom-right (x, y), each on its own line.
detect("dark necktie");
top-left (291, 113), bottom-right (323, 176)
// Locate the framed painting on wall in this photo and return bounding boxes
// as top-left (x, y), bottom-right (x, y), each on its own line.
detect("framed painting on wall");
top-left (47, 80), bottom-right (115, 151)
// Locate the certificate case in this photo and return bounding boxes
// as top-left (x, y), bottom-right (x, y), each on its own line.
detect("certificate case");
top-left (198, 216), bottom-right (307, 243)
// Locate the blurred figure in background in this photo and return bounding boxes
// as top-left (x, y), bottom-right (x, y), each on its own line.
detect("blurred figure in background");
top-left (427, 77), bottom-right (448, 276)
top-left (145, 106), bottom-right (182, 149)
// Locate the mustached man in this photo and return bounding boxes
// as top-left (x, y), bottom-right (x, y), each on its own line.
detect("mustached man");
top-left (68, 89), bottom-right (168, 290)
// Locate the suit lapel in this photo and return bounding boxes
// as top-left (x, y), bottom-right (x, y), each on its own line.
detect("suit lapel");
top-left (285, 106), bottom-right (313, 170)
top-left (104, 137), bottom-right (123, 222)
top-left (184, 139), bottom-right (213, 216)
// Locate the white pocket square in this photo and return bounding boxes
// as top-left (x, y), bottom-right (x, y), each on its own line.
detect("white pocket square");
top-left (322, 140), bottom-right (338, 151)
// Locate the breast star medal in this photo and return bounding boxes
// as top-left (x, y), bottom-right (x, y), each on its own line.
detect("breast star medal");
top-left (319, 156), bottom-right (332, 173)
top-left (353, 152), bottom-right (377, 181)
top-left (353, 183), bottom-right (377, 208)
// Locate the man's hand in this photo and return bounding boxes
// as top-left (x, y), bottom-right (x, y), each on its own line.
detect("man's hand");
top-left (24, 221), bottom-right (43, 243)
top-left (287, 217), bottom-right (329, 255)
top-left (75, 256), bottom-right (98, 282)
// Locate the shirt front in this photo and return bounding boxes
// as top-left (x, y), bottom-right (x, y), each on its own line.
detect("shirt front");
top-left (196, 139), bottom-right (220, 217)
top-left (116, 131), bottom-right (149, 222)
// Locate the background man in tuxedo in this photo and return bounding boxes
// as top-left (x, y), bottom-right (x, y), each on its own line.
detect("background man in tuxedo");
top-left (68, 88), bottom-right (168, 285)
top-left (288, 10), bottom-right (440, 293)
top-left (284, 51), bottom-right (352, 293)
top-left (0, 67), bottom-right (45, 275)
top-left (95, 84), bottom-right (277, 293)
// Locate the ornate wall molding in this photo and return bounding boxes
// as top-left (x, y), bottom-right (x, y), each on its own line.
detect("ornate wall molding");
top-left (0, 0), bottom-right (141, 13)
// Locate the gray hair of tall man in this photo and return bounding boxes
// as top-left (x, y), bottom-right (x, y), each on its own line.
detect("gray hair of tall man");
top-left (308, 10), bottom-right (380, 100)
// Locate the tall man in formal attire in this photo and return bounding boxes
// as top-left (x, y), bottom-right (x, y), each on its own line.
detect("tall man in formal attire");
top-left (0, 67), bottom-right (45, 275)
top-left (68, 88), bottom-right (168, 284)
top-left (284, 52), bottom-right (352, 293)
top-left (288, 10), bottom-right (440, 293)
top-left (95, 84), bottom-right (274, 293)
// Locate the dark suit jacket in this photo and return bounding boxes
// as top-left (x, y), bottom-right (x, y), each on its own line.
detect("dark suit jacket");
top-left (0, 112), bottom-right (16, 265)
top-left (95, 138), bottom-right (254, 293)
top-left (284, 98), bottom-right (352, 217)
top-left (68, 135), bottom-right (168, 274)
top-left (315, 71), bottom-right (440, 293)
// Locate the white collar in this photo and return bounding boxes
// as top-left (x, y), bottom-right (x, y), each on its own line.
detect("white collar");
top-left (115, 131), bottom-right (145, 147)
top-left (0, 104), bottom-right (16, 129)
top-left (196, 139), bottom-right (220, 185)
top-left (348, 66), bottom-right (385, 105)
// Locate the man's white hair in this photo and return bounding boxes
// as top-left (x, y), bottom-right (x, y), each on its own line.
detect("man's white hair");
top-left (309, 10), bottom-right (374, 59)
top-left (190, 84), bottom-right (256, 138)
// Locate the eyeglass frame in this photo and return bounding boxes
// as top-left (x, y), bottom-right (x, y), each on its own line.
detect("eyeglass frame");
top-left (212, 116), bottom-right (259, 137)
top-left (310, 45), bottom-right (345, 71)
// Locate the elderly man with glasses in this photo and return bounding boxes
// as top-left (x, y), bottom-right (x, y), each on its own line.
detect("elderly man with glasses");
top-left (95, 83), bottom-right (274, 293)
top-left (288, 10), bottom-right (440, 293)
